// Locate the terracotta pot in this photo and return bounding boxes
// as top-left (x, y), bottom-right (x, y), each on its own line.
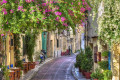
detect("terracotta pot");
top-left (81, 70), bottom-right (85, 76)
top-left (105, 56), bottom-right (108, 58)
top-left (93, 79), bottom-right (98, 80)
top-left (84, 72), bottom-right (92, 79)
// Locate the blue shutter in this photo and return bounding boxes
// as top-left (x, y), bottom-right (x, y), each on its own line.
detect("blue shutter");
top-left (108, 51), bottom-right (111, 70)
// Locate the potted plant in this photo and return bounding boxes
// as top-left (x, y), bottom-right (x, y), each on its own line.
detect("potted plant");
top-left (98, 61), bottom-right (108, 70)
top-left (91, 68), bottom-right (104, 80)
top-left (84, 58), bottom-right (93, 79)
top-left (103, 70), bottom-right (112, 80)
top-left (82, 47), bottom-right (93, 79)
top-left (101, 51), bottom-right (109, 58)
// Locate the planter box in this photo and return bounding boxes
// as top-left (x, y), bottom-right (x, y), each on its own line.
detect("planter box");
top-left (23, 62), bottom-right (28, 73)
top-left (84, 72), bottom-right (92, 79)
top-left (81, 70), bottom-right (85, 76)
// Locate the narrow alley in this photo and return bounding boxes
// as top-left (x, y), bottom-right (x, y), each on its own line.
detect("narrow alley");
top-left (31, 54), bottom-right (76, 80)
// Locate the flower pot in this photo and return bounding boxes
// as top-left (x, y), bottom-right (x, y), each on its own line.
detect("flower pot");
top-left (79, 67), bottom-right (82, 72)
top-left (105, 56), bottom-right (108, 58)
top-left (84, 72), bottom-right (92, 79)
top-left (93, 79), bottom-right (98, 80)
top-left (81, 70), bottom-right (85, 76)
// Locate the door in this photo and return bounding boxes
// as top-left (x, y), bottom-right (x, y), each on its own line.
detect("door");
top-left (42, 32), bottom-right (47, 51)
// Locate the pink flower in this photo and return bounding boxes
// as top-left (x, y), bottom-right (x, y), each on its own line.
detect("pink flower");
top-left (2, 8), bottom-right (7, 15)
top-left (1, 0), bottom-right (7, 5)
top-left (71, 2), bottom-right (73, 5)
top-left (42, 3), bottom-right (46, 6)
top-left (18, 6), bottom-right (23, 11)
top-left (6, 21), bottom-right (8, 24)
top-left (78, 2), bottom-right (81, 5)
top-left (82, 0), bottom-right (85, 1)
top-left (86, 7), bottom-right (91, 11)
top-left (63, 23), bottom-right (68, 26)
top-left (10, 9), bottom-right (14, 13)
top-left (1, 34), bottom-right (4, 36)
top-left (55, 12), bottom-right (62, 16)
top-left (42, 17), bottom-right (46, 19)
top-left (61, 17), bottom-right (66, 22)
top-left (80, 8), bottom-right (86, 13)
top-left (25, 0), bottom-right (32, 3)
top-left (55, 17), bottom-right (59, 21)
top-left (37, 21), bottom-right (39, 23)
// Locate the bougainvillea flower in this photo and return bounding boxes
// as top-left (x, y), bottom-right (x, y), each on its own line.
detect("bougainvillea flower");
top-left (1, 0), bottom-right (7, 5)
top-left (42, 17), bottom-right (46, 19)
top-left (26, 0), bottom-right (32, 3)
top-left (18, 6), bottom-right (23, 11)
top-left (2, 8), bottom-right (7, 15)
top-left (55, 17), bottom-right (59, 21)
top-left (42, 3), bottom-right (46, 6)
top-left (10, 9), bottom-right (14, 13)
top-left (55, 12), bottom-right (62, 16)
top-left (6, 22), bottom-right (8, 24)
top-left (1, 34), bottom-right (4, 36)
top-left (86, 7), bottom-right (91, 11)
top-left (82, 0), bottom-right (85, 1)
top-left (63, 23), bottom-right (68, 26)
top-left (78, 2), bottom-right (81, 5)
top-left (61, 17), bottom-right (66, 22)
top-left (71, 2), bottom-right (73, 5)
top-left (80, 8), bottom-right (86, 13)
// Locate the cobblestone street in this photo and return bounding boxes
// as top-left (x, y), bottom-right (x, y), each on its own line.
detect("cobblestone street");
top-left (31, 54), bottom-right (76, 80)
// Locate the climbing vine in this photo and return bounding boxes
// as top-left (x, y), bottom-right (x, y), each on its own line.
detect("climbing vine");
top-left (89, 0), bottom-right (120, 45)
top-left (14, 34), bottom-right (23, 68)
top-left (25, 30), bottom-right (38, 62)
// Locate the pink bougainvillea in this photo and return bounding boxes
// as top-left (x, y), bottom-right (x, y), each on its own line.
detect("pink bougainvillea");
top-left (78, 2), bottom-right (81, 5)
top-left (55, 17), bottom-right (59, 21)
top-left (55, 12), bottom-right (62, 16)
top-left (25, 0), bottom-right (32, 3)
top-left (10, 9), bottom-right (14, 13)
top-left (42, 3), bottom-right (46, 6)
top-left (1, 34), bottom-right (4, 36)
top-left (1, 0), bottom-right (7, 5)
top-left (63, 23), bottom-right (68, 26)
top-left (18, 6), bottom-right (23, 11)
top-left (61, 17), bottom-right (66, 22)
top-left (2, 8), bottom-right (7, 15)
top-left (80, 8), bottom-right (86, 13)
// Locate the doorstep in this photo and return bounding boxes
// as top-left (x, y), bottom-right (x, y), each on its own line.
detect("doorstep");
top-left (20, 58), bottom-right (54, 80)
top-left (72, 66), bottom-right (90, 80)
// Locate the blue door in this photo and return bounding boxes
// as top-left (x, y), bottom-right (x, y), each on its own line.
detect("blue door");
top-left (42, 32), bottom-right (47, 52)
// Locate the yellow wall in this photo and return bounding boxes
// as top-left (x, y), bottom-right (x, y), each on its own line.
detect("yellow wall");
top-left (6, 33), bottom-right (14, 67)
top-left (6, 34), bottom-right (10, 66)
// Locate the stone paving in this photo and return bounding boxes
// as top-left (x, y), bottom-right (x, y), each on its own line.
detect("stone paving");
top-left (20, 52), bottom-right (89, 80)
top-left (20, 58), bottom-right (53, 80)
top-left (31, 54), bottom-right (76, 80)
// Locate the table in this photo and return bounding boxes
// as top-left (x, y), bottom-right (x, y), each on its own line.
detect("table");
top-left (10, 67), bottom-right (20, 80)
top-left (9, 70), bottom-right (15, 80)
